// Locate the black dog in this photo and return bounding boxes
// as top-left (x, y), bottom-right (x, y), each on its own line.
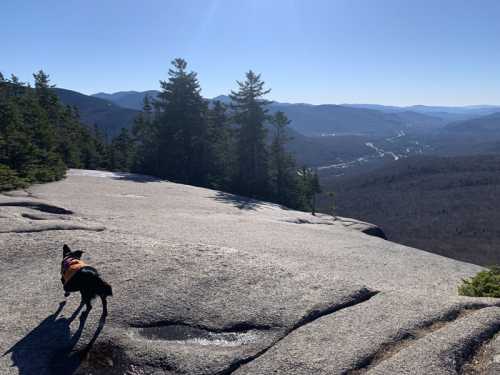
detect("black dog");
top-left (61, 244), bottom-right (112, 315)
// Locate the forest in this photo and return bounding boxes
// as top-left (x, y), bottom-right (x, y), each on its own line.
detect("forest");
top-left (320, 155), bottom-right (500, 266)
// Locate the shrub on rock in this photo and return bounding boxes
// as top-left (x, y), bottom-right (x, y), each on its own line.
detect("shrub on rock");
top-left (458, 266), bottom-right (500, 298)
top-left (0, 164), bottom-right (26, 191)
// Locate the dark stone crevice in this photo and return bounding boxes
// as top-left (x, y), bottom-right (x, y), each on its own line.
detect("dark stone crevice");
top-left (0, 201), bottom-right (73, 215)
top-left (459, 327), bottom-right (500, 375)
top-left (21, 212), bottom-right (49, 220)
top-left (0, 225), bottom-right (105, 234)
top-left (285, 218), bottom-right (387, 239)
top-left (285, 218), bottom-right (333, 225)
top-left (360, 226), bottom-right (387, 240)
top-left (345, 303), bottom-right (494, 374)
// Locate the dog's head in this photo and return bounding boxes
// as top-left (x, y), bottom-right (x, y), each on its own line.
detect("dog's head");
top-left (62, 244), bottom-right (84, 260)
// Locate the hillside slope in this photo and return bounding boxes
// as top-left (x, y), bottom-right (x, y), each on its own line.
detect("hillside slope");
top-left (1, 170), bottom-right (498, 374)
top-left (54, 88), bottom-right (139, 137)
top-left (93, 90), bottom-right (160, 110)
top-left (446, 112), bottom-right (500, 133)
top-left (322, 155), bottom-right (500, 266)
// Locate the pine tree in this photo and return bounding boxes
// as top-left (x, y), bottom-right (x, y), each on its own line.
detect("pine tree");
top-left (155, 59), bottom-right (208, 185)
top-left (206, 101), bottom-right (234, 190)
top-left (298, 167), bottom-right (322, 214)
top-left (310, 171), bottom-right (321, 215)
top-left (269, 111), bottom-right (299, 206)
top-left (33, 70), bottom-right (58, 121)
top-left (230, 71), bottom-right (271, 198)
top-left (56, 105), bottom-right (83, 168)
top-left (132, 95), bottom-right (158, 175)
top-left (109, 128), bottom-right (134, 171)
top-left (326, 191), bottom-right (336, 218)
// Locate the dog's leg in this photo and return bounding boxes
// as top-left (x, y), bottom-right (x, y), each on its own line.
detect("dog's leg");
top-left (85, 300), bottom-right (93, 313)
top-left (62, 277), bottom-right (70, 297)
top-left (101, 296), bottom-right (108, 316)
top-left (80, 291), bottom-right (93, 314)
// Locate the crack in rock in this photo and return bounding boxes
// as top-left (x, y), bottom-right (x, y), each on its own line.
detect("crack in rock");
top-left (0, 223), bottom-right (105, 233)
top-left (0, 201), bottom-right (73, 215)
top-left (346, 304), bottom-right (496, 374)
top-left (285, 218), bottom-right (333, 225)
top-left (21, 212), bottom-right (69, 220)
top-left (217, 288), bottom-right (379, 374)
top-left (460, 328), bottom-right (500, 374)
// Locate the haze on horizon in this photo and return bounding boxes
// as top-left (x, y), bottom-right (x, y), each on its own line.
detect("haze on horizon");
top-left (2, 0), bottom-right (499, 106)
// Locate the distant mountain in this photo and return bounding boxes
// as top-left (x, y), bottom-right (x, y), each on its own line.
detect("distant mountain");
top-left (445, 112), bottom-right (500, 133)
top-left (342, 103), bottom-right (403, 113)
top-left (93, 90), bottom-right (160, 111)
top-left (221, 97), bottom-right (446, 135)
top-left (391, 111), bottom-right (445, 130)
top-left (269, 103), bottom-right (405, 136)
top-left (95, 91), bottom-right (445, 136)
top-left (211, 95), bottom-right (231, 105)
top-left (344, 103), bottom-right (500, 122)
top-left (54, 88), bottom-right (139, 137)
top-left (408, 104), bottom-right (500, 115)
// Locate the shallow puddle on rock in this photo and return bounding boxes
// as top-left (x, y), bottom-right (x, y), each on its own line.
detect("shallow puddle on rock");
top-left (133, 325), bottom-right (259, 346)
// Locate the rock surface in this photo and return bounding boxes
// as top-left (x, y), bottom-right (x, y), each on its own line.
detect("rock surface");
top-left (0, 169), bottom-right (498, 375)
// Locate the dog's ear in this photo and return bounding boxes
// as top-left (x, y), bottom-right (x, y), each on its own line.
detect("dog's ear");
top-left (63, 244), bottom-right (71, 257)
top-left (72, 250), bottom-right (84, 259)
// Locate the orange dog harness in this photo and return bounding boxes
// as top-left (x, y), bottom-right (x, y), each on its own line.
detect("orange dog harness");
top-left (61, 258), bottom-right (87, 284)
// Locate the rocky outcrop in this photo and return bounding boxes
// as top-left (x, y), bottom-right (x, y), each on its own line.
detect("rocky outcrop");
top-left (0, 169), bottom-right (498, 374)
top-left (334, 216), bottom-right (387, 239)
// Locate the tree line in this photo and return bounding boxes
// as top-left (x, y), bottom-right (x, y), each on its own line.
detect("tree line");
top-left (0, 71), bottom-right (108, 190)
top-left (0, 61), bottom-right (320, 212)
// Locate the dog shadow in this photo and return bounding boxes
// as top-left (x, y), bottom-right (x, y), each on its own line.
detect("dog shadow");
top-left (3, 301), bottom-right (107, 375)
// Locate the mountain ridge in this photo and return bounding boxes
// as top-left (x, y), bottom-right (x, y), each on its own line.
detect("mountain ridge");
top-left (53, 88), bottom-right (139, 137)
top-left (91, 91), bottom-right (448, 136)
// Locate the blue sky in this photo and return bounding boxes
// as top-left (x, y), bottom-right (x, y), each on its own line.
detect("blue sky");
top-left (2, 0), bottom-right (499, 105)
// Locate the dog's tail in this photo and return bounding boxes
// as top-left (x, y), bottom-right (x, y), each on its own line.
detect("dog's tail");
top-left (98, 278), bottom-right (113, 297)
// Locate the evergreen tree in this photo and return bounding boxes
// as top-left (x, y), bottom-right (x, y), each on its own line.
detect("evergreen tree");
top-left (206, 100), bottom-right (234, 190)
top-left (56, 105), bottom-right (84, 168)
top-left (109, 128), bottom-right (134, 171)
top-left (230, 71), bottom-right (271, 198)
top-left (132, 95), bottom-right (159, 175)
top-left (155, 58), bottom-right (208, 185)
top-left (298, 167), bottom-right (322, 214)
top-left (269, 111), bottom-right (299, 206)
top-left (33, 70), bottom-right (58, 121)
top-left (326, 191), bottom-right (336, 218)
